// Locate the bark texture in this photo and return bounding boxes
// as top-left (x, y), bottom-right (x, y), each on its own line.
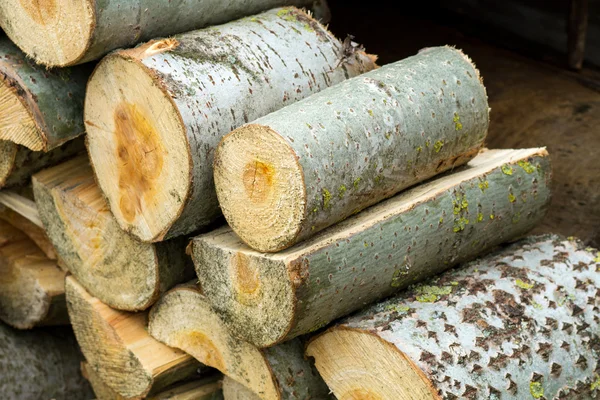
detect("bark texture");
top-left (214, 45), bottom-right (489, 252)
top-left (0, 324), bottom-right (93, 399)
top-left (307, 235), bottom-right (600, 400)
top-left (0, 37), bottom-right (90, 151)
top-left (66, 276), bottom-right (202, 399)
top-left (148, 284), bottom-right (332, 400)
top-left (85, 7), bottom-right (377, 242)
top-left (33, 156), bottom-right (193, 311)
top-left (193, 148), bottom-right (551, 347)
top-left (0, 219), bottom-right (68, 329)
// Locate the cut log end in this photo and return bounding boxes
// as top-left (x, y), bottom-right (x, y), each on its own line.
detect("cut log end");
top-left (306, 328), bottom-right (438, 400)
top-left (214, 124), bottom-right (305, 252)
top-left (0, 75), bottom-right (42, 150)
top-left (0, 140), bottom-right (17, 187)
top-left (85, 55), bottom-right (190, 242)
top-left (0, 0), bottom-right (94, 67)
top-left (222, 376), bottom-right (261, 400)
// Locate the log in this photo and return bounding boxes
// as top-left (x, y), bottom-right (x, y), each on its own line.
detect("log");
top-left (85, 7), bottom-right (377, 243)
top-left (0, 37), bottom-right (90, 151)
top-left (0, 0), bottom-right (331, 67)
top-left (192, 148), bottom-right (552, 347)
top-left (33, 156), bottom-right (193, 311)
top-left (0, 323), bottom-right (93, 399)
top-left (222, 377), bottom-right (260, 400)
top-left (65, 276), bottom-right (202, 399)
top-left (306, 235), bottom-right (600, 399)
top-left (214, 46), bottom-right (490, 252)
top-left (0, 219), bottom-right (68, 329)
top-left (148, 284), bottom-right (332, 400)
top-left (0, 137), bottom-right (84, 189)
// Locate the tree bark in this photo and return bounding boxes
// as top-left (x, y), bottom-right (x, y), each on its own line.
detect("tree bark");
top-left (0, 324), bottom-right (93, 399)
top-left (0, 37), bottom-right (90, 151)
top-left (33, 155), bottom-right (194, 311)
top-left (214, 46), bottom-right (490, 252)
top-left (85, 7), bottom-right (377, 243)
top-left (306, 235), bottom-right (600, 400)
top-left (192, 148), bottom-right (551, 347)
top-left (0, 219), bottom-right (68, 329)
top-left (148, 284), bottom-right (332, 400)
top-left (0, 137), bottom-right (84, 189)
top-left (0, 0), bottom-right (331, 67)
top-left (65, 276), bottom-right (203, 399)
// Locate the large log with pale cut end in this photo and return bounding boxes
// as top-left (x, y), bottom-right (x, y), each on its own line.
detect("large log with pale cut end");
top-left (193, 148), bottom-right (551, 348)
top-left (307, 235), bottom-right (600, 399)
top-left (149, 284), bottom-right (332, 400)
top-left (33, 156), bottom-right (193, 311)
top-left (65, 276), bottom-right (202, 399)
top-left (215, 45), bottom-right (489, 252)
top-left (85, 7), bottom-right (376, 243)
top-left (0, 37), bottom-right (90, 151)
top-left (0, 0), bottom-right (330, 67)
top-left (0, 324), bottom-right (93, 399)
top-left (0, 219), bottom-right (67, 329)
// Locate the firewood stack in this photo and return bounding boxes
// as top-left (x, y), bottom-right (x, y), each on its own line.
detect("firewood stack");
top-left (0, 2), bottom-right (598, 399)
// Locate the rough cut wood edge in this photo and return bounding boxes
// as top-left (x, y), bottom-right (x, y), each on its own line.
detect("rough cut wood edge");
top-left (0, 219), bottom-right (67, 329)
top-left (148, 284), bottom-right (332, 400)
top-left (0, 201), bottom-right (56, 259)
top-left (222, 377), bottom-right (261, 400)
top-left (193, 148), bottom-right (552, 347)
top-left (33, 156), bottom-right (193, 311)
top-left (0, 324), bottom-right (93, 399)
top-left (0, 37), bottom-right (90, 151)
top-left (66, 276), bottom-right (202, 399)
top-left (307, 235), bottom-right (600, 399)
top-left (85, 6), bottom-right (377, 243)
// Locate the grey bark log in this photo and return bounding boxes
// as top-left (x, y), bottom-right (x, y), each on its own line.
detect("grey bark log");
top-left (307, 235), bottom-right (600, 399)
top-left (192, 148), bottom-right (551, 347)
top-left (214, 45), bottom-right (489, 252)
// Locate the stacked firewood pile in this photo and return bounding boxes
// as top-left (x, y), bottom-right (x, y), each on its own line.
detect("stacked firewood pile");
top-left (0, 1), bottom-right (598, 399)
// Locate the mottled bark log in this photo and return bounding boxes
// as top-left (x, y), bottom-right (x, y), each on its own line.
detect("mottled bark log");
top-left (33, 156), bottom-right (193, 311)
top-left (148, 284), bottom-right (332, 400)
top-left (85, 7), bottom-right (376, 243)
top-left (0, 137), bottom-right (84, 189)
top-left (0, 0), bottom-right (330, 67)
top-left (0, 37), bottom-right (90, 151)
top-left (65, 276), bottom-right (202, 399)
top-left (307, 235), bottom-right (600, 400)
top-left (0, 219), bottom-right (67, 329)
top-left (193, 148), bottom-right (551, 347)
top-left (215, 46), bottom-right (489, 252)
top-left (0, 324), bottom-right (93, 399)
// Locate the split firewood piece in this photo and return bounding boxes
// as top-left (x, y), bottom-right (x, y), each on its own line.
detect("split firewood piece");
top-left (33, 156), bottom-right (193, 311)
top-left (0, 137), bottom-right (84, 189)
top-left (193, 148), bottom-right (551, 347)
top-left (0, 324), bottom-right (93, 399)
top-left (222, 377), bottom-right (260, 400)
top-left (307, 235), bottom-right (600, 399)
top-left (85, 7), bottom-right (376, 243)
top-left (66, 276), bottom-right (203, 399)
top-left (0, 0), bottom-right (330, 67)
top-left (0, 219), bottom-right (68, 329)
top-left (148, 284), bottom-right (332, 400)
top-left (0, 37), bottom-right (90, 150)
top-left (215, 45), bottom-right (490, 252)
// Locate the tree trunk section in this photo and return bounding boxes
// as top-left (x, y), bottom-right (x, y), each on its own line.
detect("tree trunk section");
top-left (214, 45), bottom-right (490, 252)
top-left (192, 148), bottom-right (551, 347)
top-left (307, 235), bottom-right (600, 400)
top-left (85, 7), bottom-right (377, 243)
top-left (0, 324), bottom-right (93, 399)
top-left (148, 284), bottom-right (332, 400)
top-left (0, 219), bottom-right (68, 329)
top-left (0, 37), bottom-right (90, 151)
top-left (33, 156), bottom-right (194, 311)
top-left (65, 276), bottom-right (202, 399)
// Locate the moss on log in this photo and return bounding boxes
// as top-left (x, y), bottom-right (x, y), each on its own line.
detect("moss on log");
top-left (192, 148), bottom-right (551, 347)
top-left (307, 235), bottom-right (600, 399)
top-left (85, 7), bottom-right (376, 242)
